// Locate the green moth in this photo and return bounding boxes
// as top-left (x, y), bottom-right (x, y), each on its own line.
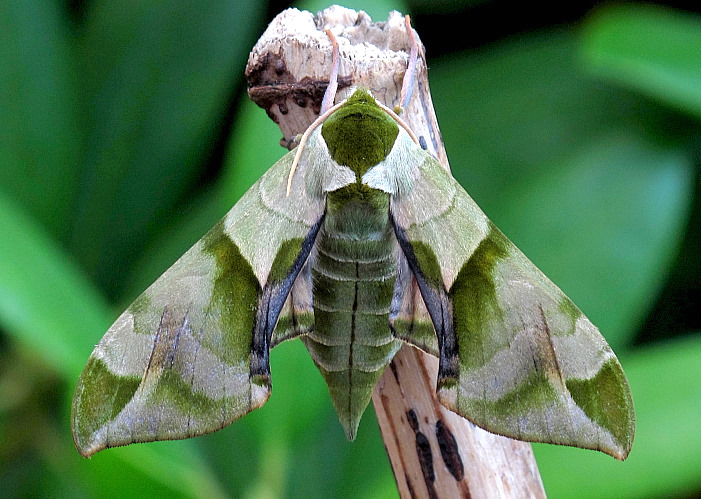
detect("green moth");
top-left (71, 24), bottom-right (634, 461)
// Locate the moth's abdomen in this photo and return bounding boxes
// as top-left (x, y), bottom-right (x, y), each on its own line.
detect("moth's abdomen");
top-left (303, 192), bottom-right (401, 439)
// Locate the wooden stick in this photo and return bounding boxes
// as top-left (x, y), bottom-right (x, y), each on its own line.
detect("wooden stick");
top-left (246, 7), bottom-right (546, 498)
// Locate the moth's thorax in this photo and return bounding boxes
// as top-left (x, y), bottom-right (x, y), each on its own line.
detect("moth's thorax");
top-left (325, 184), bottom-right (390, 235)
top-left (321, 89), bottom-right (399, 178)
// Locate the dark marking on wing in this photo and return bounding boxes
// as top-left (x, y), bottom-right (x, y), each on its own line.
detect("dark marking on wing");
top-left (145, 307), bottom-right (190, 380)
top-left (537, 305), bottom-right (566, 386)
top-left (391, 220), bottom-right (459, 384)
top-left (251, 215), bottom-right (325, 378)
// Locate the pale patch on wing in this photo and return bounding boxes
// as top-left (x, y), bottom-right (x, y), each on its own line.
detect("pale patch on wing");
top-left (508, 398), bottom-right (617, 451)
top-left (456, 323), bottom-right (613, 402)
top-left (144, 241), bottom-right (217, 308)
top-left (77, 290), bottom-right (269, 455)
top-left (552, 316), bottom-right (616, 380)
top-left (407, 189), bottom-right (489, 290)
top-left (93, 242), bottom-right (218, 377)
top-left (225, 196), bottom-right (311, 285)
top-left (93, 313), bottom-right (154, 376)
top-left (492, 253), bottom-right (615, 378)
top-left (303, 131), bottom-right (356, 196)
top-left (188, 344), bottom-right (250, 399)
top-left (373, 135), bottom-right (489, 289)
top-left (454, 244), bottom-right (615, 399)
top-left (224, 137), bottom-right (340, 286)
top-left (362, 132), bottom-right (425, 199)
top-left (88, 366), bottom-right (267, 454)
top-left (443, 381), bottom-right (618, 454)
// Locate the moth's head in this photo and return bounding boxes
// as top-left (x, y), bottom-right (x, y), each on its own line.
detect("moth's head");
top-left (321, 89), bottom-right (399, 176)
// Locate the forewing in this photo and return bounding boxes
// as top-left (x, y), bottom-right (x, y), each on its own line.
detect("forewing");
top-left (72, 149), bottom-right (326, 457)
top-left (384, 139), bottom-right (635, 460)
top-left (389, 249), bottom-right (438, 357)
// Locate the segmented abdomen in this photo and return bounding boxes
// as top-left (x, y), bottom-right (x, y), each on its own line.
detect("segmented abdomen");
top-left (303, 213), bottom-right (402, 438)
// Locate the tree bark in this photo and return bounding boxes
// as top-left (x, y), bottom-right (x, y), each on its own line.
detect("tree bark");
top-left (246, 7), bottom-right (546, 498)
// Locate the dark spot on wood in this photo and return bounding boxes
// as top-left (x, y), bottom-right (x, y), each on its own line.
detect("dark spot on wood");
top-left (274, 58), bottom-right (286, 75)
top-left (406, 408), bottom-right (438, 498)
top-left (435, 419), bottom-right (465, 481)
top-left (416, 431), bottom-right (437, 499)
top-left (419, 135), bottom-right (427, 150)
top-left (406, 409), bottom-right (419, 432)
top-left (405, 477), bottom-right (415, 498)
top-left (389, 360), bottom-right (399, 382)
top-left (417, 78), bottom-right (444, 155)
top-left (245, 51), bottom-right (293, 88)
top-left (246, 50), bottom-right (353, 119)
top-left (265, 108), bottom-right (279, 124)
top-left (278, 101), bottom-right (288, 115)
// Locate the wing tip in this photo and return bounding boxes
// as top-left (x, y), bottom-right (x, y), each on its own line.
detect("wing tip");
top-left (436, 386), bottom-right (635, 460)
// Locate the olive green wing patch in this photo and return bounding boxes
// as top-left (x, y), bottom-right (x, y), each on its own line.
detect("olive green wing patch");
top-left (440, 222), bottom-right (634, 460)
top-left (72, 151), bottom-right (325, 457)
top-left (389, 150), bottom-right (635, 460)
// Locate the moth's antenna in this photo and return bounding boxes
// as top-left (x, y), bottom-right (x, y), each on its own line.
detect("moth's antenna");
top-left (396, 15), bottom-right (419, 115)
top-left (376, 101), bottom-right (421, 147)
top-left (286, 29), bottom-right (343, 197)
top-left (320, 29), bottom-right (340, 114)
top-left (286, 99), bottom-right (346, 196)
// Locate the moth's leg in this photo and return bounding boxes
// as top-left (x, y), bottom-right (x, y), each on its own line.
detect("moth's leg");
top-left (320, 28), bottom-right (340, 114)
top-left (398, 15), bottom-right (419, 113)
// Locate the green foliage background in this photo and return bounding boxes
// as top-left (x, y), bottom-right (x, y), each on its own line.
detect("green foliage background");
top-left (1, 0), bottom-right (699, 497)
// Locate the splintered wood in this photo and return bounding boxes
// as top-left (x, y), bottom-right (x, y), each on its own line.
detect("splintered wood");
top-left (245, 7), bottom-right (546, 498)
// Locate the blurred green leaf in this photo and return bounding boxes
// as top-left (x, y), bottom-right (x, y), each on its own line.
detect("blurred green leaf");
top-left (431, 32), bottom-right (696, 350)
top-left (0, 191), bottom-right (230, 497)
top-left (534, 334), bottom-right (701, 498)
top-left (495, 137), bottom-right (693, 351)
top-left (0, 191), bottom-right (109, 377)
top-left (582, 5), bottom-right (701, 119)
top-left (121, 96), bottom-right (285, 305)
top-left (66, 439), bottom-right (228, 498)
top-left (70, 0), bottom-right (266, 296)
top-left (0, 0), bottom-right (82, 241)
